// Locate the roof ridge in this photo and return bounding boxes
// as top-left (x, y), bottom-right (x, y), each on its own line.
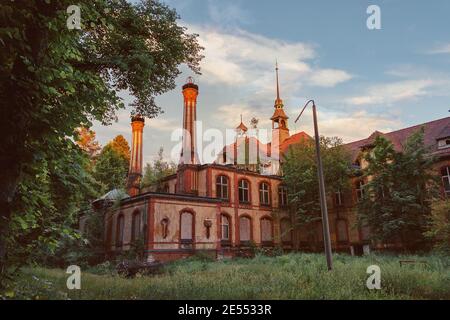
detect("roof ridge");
top-left (345, 116), bottom-right (450, 145)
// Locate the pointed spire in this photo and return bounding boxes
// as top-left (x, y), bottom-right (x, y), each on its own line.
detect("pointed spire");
top-left (274, 61), bottom-right (283, 109)
top-left (276, 60), bottom-right (280, 101)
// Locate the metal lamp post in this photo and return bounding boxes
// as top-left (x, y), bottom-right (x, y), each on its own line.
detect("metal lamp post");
top-left (295, 99), bottom-right (333, 271)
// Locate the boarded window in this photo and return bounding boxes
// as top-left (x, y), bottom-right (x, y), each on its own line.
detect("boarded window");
top-left (260, 218), bottom-right (273, 242)
top-left (280, 218), bottom-right (292, 243)
top-left (180, 212), bottom-right (193, 242)
top-left (131, 211), bottom-right (140, 242)
top-left (239, 216), bottom-right (251, 242)
top-left (116, 215), bottom-right (124, 247)
top-left (221, 214), bottom-right (230, 240)
top-left (337, 220), bottom-right (348, 242)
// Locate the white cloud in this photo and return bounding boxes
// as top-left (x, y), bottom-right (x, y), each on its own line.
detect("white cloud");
top-left (309, 69), bottom-right (353, 87)
top-left (346, 79), bottom-right (436, 106)
top-left (146, 118), bottom-right (180, 132)
top-left (288, 109), bottom-right (402, 143)
top-left (427, 43), bottom-right (450, 54)
top-left (186, 25), bottom-right (351, 90)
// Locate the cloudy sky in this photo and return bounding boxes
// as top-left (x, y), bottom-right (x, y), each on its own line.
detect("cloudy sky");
top-left (92, 0), bottom-right (450, 164)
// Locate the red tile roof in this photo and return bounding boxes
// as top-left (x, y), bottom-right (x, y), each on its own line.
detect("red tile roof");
top-left (344, 117), bottom-right (450, 161)
top-left (279, 131), bottom-right (312, 154)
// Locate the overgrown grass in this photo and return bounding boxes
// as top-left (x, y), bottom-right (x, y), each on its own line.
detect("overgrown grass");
top-left (5, 253), bottom-right (450, 300)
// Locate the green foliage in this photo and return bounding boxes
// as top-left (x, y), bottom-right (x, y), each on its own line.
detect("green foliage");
top-left (109, 135), bottom-right (131, 164)
top-left (6, 253), bottom-right (450, 300)
top-left (425, 199), bottom-right (450, 255)
top-left (357, 130), bottom-right (438, 249)
top-left (5, 140), bottom-right (100, 280)
top-left (141, 147), bottom-right (177, 190)
top-left (0, 0), bottom-right (203, 278)
top-left (282, 136), bottom-right (353, 230)
top-left (94, 143), bottom-right (129, 193)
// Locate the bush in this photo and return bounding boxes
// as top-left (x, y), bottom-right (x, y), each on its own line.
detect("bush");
top-left (425, 199), bottom-right (450, 255)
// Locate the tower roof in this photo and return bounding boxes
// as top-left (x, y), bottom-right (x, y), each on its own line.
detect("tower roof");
top-left (270, 108), bottom-right (289, 120)
top-left (236, 115), bottom-right (248, 132)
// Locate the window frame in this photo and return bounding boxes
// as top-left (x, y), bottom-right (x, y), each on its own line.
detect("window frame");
top-left (216, 175), bottom-right (229, 201)
top-left (442, 166), bottom-right (450, 197)
top-left (259, 182), bottom-right (271, 206)
top-left (179, 210), bottom-right (195, 249)
top-left (260, 216), bottom-right (273, 245)
top-left (238, 215), bottom-right (252, 244)
top-left (278, 185), bottom-right (288, 208)
top-left (356, 180), bottom-right (365, 202)
top-left (238, 179), bottom-right (251, 204)
top-left (116, 214), bottom-right (125, 247)
top-left (335, 189), bottom-right (343, 206)
top-left (220, 213), bottom-right (231, 245)
top-left (131, 210), bottom-right (141, 242)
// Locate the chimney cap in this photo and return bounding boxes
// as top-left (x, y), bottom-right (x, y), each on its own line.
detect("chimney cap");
top-left (183, 76), bottom-right (198, 90)
top-left (131, 114), bottom-right (145, 122)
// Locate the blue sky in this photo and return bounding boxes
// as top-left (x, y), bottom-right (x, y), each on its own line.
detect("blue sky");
top-left (93, 0), bottom-right (450, 164)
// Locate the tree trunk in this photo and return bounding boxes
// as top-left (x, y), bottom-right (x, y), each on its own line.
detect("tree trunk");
top-left (0, 156), bottom-right (22, 279)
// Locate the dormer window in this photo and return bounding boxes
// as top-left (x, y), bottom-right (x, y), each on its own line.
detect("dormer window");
top-left (437, 138), bottom-right (450, 149)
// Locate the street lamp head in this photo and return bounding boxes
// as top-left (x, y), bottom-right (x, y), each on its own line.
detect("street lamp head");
top-left (295, 99), bottom-right (315, 123)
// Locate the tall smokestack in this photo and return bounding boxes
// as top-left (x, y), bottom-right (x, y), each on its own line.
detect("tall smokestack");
top-left (126, 115), bottom-right (145, 196)
top-left (180, 77), bottom-right (199, 165)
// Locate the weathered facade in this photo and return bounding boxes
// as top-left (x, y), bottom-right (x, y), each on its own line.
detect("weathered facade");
top-left (94, 66), bottom-right (450, 262)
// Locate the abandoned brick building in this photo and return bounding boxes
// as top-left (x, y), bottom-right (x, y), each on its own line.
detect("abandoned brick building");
top-left (90, 66), bottom-right (450, 262)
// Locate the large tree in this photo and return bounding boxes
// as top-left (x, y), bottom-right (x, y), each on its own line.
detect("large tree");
top-left (94, 141), bottom-right (129, 192)
top-left (357, 130), bottom-right (438, 250)
top-left (0, 0), bottom-right (202, 276)
top-left (282, 136), bottom-right (353, 246)
top-left (141, 147), bottom-right (177, 190)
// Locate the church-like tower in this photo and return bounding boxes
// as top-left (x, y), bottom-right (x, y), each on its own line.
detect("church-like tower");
top-left (271, 62), bottom-right (290, 155)
top-left (127, 115), bottom-right (145, 196)
top-left (180, 77), bottom-right (199, 165)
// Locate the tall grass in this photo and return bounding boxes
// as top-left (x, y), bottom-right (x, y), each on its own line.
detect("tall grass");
top-left (8, 253), bottom-right (450, 300)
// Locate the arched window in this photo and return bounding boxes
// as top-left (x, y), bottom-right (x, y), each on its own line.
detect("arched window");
top-left (259, 182), bottom-right (270, 206)
top-left (221, 214), bottom-right (230, 241)
top-left (238, 179), bottom-right (250, 203)
top-left (278, 186), bottom-right (288, 207)
top-left (131, 211), bottom-right (141, 242)
top-left (356, 180), bottom-right (365, 202)
top-left (216, 175), bottom-right (229, 200)
top-left (116, 214), bottom-right (124, 247)
top-left (260, 217), bottom-right (273, 243)
top-left (280, 218), bottom-right (292, 243)
top-left (441, 166), bottom-right (450, 197)
top-left (163, 184), bottom-right (170, 193)
top-left (239, 216), bottom-right (251, 242)
top-left (336, 220), bottom-right (348, 242)
top-left (180, 211), bottom-right (194, 248)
